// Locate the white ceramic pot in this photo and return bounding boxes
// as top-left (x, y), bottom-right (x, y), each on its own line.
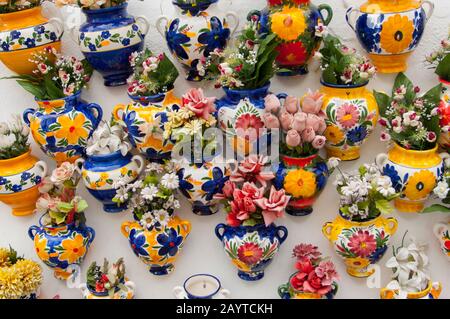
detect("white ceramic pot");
top-left (173, 274), bottom-right (230, 299)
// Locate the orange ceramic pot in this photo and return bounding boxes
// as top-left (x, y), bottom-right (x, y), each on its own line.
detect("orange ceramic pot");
top-left (0, 7), bottom-right (63, 74)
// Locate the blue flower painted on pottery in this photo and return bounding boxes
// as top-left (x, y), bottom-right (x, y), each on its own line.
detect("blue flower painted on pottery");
top-left (354, 14), bottom-right (383, 54)
top-left (202, 167), bottom-right (229, 201)
top-left (1, 42), bottom-right (9, 51)
top-left (34, 25), bottom-right (45, 34)
top-left (313, 162), bottom-right (329, 191)
top-left (10, 30), bottom-right (21, 40)
top-left (24, 38), bottom-right (36, 48)
top-left (21, 172), bottom-right (32, 181)
top-left (369, 244), bottom-right (388, 264)
top-left (123, 111), bottom-right (145, 144)
top-left (177, 168), bottom-right (194, 199)
top-left (101, 31), bottom-right (111, 39)
top-left (346, 126), bottom-right (368, 144)
top-left (121, 38), bottom-right (130, 46)
top-left (0, 177), bottom-right (7, 185)
top-left (157, 228), bottom-right (183, 257)
top-left (273, 164), bottom-right (286, 190)
top-left (409, 10), bottom-right (425, 50)
top-left (11, 185), bottom-right (22, 192)
top-left (166, 19), bottom-right (191, 60)
top-left (129, 228), bottom-right (149, 257)
top-left (198, 17), bottom-right (230, 57)
top-left (382, 164), bottom-right (402, 192)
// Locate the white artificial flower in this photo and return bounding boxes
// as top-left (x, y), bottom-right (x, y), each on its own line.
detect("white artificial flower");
top-left (433, 181), bottom-right (449, 199)
top-left (145, 162), bottom-right (164, 174)
top-left (141, 185), bottom-right (159, 201)
top-left (153, 210), bottom-right (170, 227)
top-left (160, 173), bottom-right (179, 190)
top-left (114, 187), bottom-right (129, 202)
top-left (0, 122), bottom-right (8, 135)
top-left (130, 180), bottom-right (143, 192)
top-left (0, 134), bottom-right (15, 148)
top-left (327, 157), bottom-right (340, 169)
top-left (139, 212), bottom-right (155, 229)
top-left (376, 176), bottom-right (396, 197)
top-left (445, 157), bottom-right (450, 169)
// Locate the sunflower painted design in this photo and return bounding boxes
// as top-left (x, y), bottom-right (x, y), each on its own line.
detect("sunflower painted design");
top-left (380, 14), bottom-right (414, 54)
top-left (58, 234), bottom-right (87, 264)
top-left (30, 119), bottom-right (47, 146)
top-left (34, 238), bottom-right (49, 262)
top-left (37, 100), bottom-right (65, 114)
top-left (270, 6), bottom-right (307, 42)
top-left (324, 125), bottom-right (345, 145)
top-left (404, 170), bottom-right (436, 200)
top-left (284, 169), bottom-right (316, 198)
top-left (55, 113), bottom-right (90, 145)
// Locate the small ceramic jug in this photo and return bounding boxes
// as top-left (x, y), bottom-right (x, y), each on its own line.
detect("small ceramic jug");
top-left (433, 222), bottom-right (450, 261)
top-left (79, 281), bottom-right (135, 299)
top-left (173, 274), bottom-right (231, 299)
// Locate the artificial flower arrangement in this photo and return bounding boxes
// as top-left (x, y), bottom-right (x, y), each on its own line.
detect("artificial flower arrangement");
top-left (53, 0), bottom-right (127, 10)
top-left (0, 246), bottom-right (42, 299)
top-left (85, 120), bottom-right (131, 156)
top-left (0, 0), bottom-right (40, 13)
top-left (127, 49), bottom-right (179, 97)
top-left (0, 114), bottom-right (30, 160)
top-left (426, 32), bottom-right (450, 83)
top-left (5, 47), bottom-right (93, 100)
top-left (279, 243), bottom-right (339, 299)
top-left (424, 157), bottom-right (450, 213)
top-left (86, 258), bottom-right (128, 296)
top-left (375, 73), bottom-right (442, 150)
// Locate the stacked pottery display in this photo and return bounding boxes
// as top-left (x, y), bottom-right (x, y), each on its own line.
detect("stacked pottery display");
top-left (346, 0), bottom-right (434, 73)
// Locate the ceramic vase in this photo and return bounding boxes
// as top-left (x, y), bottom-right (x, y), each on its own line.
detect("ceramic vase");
top-left (28, 213), bottom-right (95, 280)
top-left (0, 149), bottom-right (47, 216)
top-left (173, 274), bottom-right (231, 299)
top-left (253, 0), bottom-right (333, 76)
top-left (121, 216), bottom-right (191, 276)
top-left (71, 4), bottom-right (150, 86)
top-left (274, 153), bottom-right (329, 216)
top-left (376, 143), bottom-right (445, 213)
top-left (156, 0), bottom-right (239, 81)
top-left (79, 281), bottom-right (135, 299)
top-left (438, 78), bottom-right (450, 152)
top-left (278, 273), bottom-right (337, 299)
top-left (23, 92), bottom-right (103, 165)
top-left (0, 6), bottom-right (63, 74)
top-left (76, 152), bottom-right (145, 213)
top-left (215, 223), bottom-right (288, 281)
top-left (113, 90), bottom-right (180, 162)
top-left (322, 211), bottom-right (398, 278)
top-left (346, 0), bottom-right (434, 73)
top-left (433, 222), bottom-right (450, 261)
top-left (380, 281), bottom-right (442, 299)
top-left (320, 80), bottom-right (378, 161)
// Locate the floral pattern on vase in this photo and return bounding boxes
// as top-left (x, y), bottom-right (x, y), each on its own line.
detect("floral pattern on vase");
top-left (433, 222), bottom-right (450, 261)
top-left (79, 281), bottom-right (135, 299)
top-left (438, 79), bottom-right (450, 152)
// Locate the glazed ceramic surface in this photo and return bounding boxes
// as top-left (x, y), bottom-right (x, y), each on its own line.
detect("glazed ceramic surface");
top-left (380, 281), bottom-right (442, 299)
top-left (177, 154), bottom-right (230, 216)
top-left (121, 216), bottom-right (191, 276)
top-left (0, 6), bottom-right (63, 74)
top-left (76, 152), bottom-right (144, 213)
top-left (215, 223), bottom-right (288, 281)
top-left (28, 214), bottom-right (95, 280)
top-left (274, 154), bottom-right (329, 216)
top-left (346, 0), bottom-right (434, 73)
top-left (72, 4), bottom-right (149, 86)
top-left (23, 92), bottom-right (103, 165)
top-left (79, 281), bottom-right (135, 299)
top-left (278, 273), bottom-right (337, 299)
top-left (433, 222), bottom-right (450, 261)
top-left (113, 90), bottom-right (179, 162)
top-left (376, 143), bottom-right (444, 213)
top-left (322, 212), bottom-right (398, 278)
top-left (255, 0), bottom-right (333, 75)
top-left (438, 79), bottom-right (450, 152)
top-left (0, 150), bottom-right (47, 216)
top-left (321, 81), bottom-right (378, 161)
top-left (173, 274), bottom-right (231, 299)
top-left (156, 0), bottom-right (239, 81)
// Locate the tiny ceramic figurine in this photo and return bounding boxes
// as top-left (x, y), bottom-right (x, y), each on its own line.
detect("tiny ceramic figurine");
top-left (57, 0), bottom-right (149, 86)
top-left (0, 114), bottom-right (47, 216)
top-left (252, 0), bottom-right (333, 76)
top-left (156, 0), bottom-right (239, 81)
top-left (214, 155), bottom-right (289, 281)
top-left (262, 92), bottom-right (338, 216)
top-left (76, 121), bottom-right (144, 213)
top-left (12, 48), bottom-right (102, 165)
top-left (346, 0), bottom-right (434, 73)
top-left (381, 232), bottom-right (442, 299)
top-left (116, 162), bottom-right (191, 276)
top-left (0, 246), bottom-right (42, 299)
top-left (0, 0), bottom-right (63, 74)
top-left (278, 243), bottom-right (339, 299)
top-left (79, 258), bottom-right (135, 299)
top-left (28, 162), bottom-right (95, 280)
top-left (315, 35), bottom-right (378, 161)
top-left (375, 73), bottom-right (444, 213)
top-left (114, 49), bottom-right (180, 162)
top-left (323, 163), bottom-right (399, 278)
top-left (173, 274), bottom-right (231, 299)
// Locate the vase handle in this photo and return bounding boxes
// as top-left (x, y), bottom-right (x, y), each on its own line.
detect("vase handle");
top-left (131, 155), bottom-right (145, 176)
top-left (275, 225), bottom-right (288, 244)
top-left (48, 17), bottom-right (64, 39)
top-left (35, 161), bottom-right (48, 179)
top-left (276, 93), bottom-right (288, 104)
top-left (124, 280), bottom-right (136, 292)
top-left (318, 4), bottom-right (333, 26)
top-left (85, 227), bottom-right (96, 246)
top-left (135, 16), bottom-right (150, 35)
top-left (278, 283), bottom-right (290, 299)
top-left (322, 222), bottom-right (334, 241)
top-left (28, 225), bottom-right (40, 240)
top-left (155, 16), bottom-right (169, 38)
top-left (23, 108), bottom-right (35, 126)
top-left (345, 7), bottom-right (359, 32)
top-left (215, 223), bottom-right (226, 241)
top-left (225, 11), bottom-right (240, 37)
top-left (218, 288), bottom-right (231, 299)
top-left (433, 222), bottom-right (449, 240)
top-left (180, 220), bottom-right (192, 235)
top-left (74, 158), bottom-right (85, 175)
top-left (173, 286), bottom-right (186, 299)
top-left (121, 221), bottom-right (132, 237)
top-left (379, 288), bottom-right (395, 299)
top-left (431, 282), bottom-right (442, 299)
top-left (375, 153), bottom-right (388, 170)
top-left (68, 25), bottom-right (79, 44)
top-left (113, 104), bottom-right (126, 121)
top-left (247, 10), bottom-right (261, 23)
top-left (85, 103), bottom-right (103, 130)
top-left (385, 217), bottom-right (398, 235)
top-left (421, 0), bottom-right (435, 23)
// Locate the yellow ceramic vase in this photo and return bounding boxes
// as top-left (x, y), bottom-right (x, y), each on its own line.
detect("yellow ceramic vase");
top-left (121, 215), bottom-right (191, 276)
top-left (322, 212), bottom-right (398, 278)
top-left (321, 81), bottom-right (378, 161)
top-left (380, 281), bottom-right (442, 299)
top-left (376, 143), bottom-right (444, 213)
top-left (0, 150), bottom-right (47, 216)
top-left (0, 7), bottom-right (63, 74)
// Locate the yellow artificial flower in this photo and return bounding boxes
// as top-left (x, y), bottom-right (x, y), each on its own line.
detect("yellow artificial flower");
top-left (59, 234), bottom-right (87, 264)
top-left (270, 6), bottom-right (307, 41)
top-left (55, 113), bottom-right (89, 145)
top-left (13, 259), bottom-right (42, 296)
top-left (0, 248), bottom-right (10, 268)
top-left (380, 14), bottom-right (414, 54)
top-left (404, 170), bottom-right (436, 200)
top-left (284, 169), bottom-right (316, 198)
top-left (0, 255), bottom-right (42, 299)
top-left (324, 125), bottom-right (345, 145)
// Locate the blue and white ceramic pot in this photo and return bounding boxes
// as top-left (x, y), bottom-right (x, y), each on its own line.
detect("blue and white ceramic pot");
top-left (215, 223), bottom-right (288, 281)
top-left (79, 280), bottom-right (135, 299)
top-left (156, 0), bottom-right (239, 81)
top-left (23, 91), bottom-right (103, 165)
top-left (28, 213), bottom-right (95, 280)
top-left (72, 3), bottom-right (150, 86)
top-left (76, 152), bottom-right (145, 213)
top-left (173, 274), bottom-right (231, 299)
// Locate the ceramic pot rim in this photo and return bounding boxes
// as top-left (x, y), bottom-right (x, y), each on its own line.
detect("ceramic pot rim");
top-left (35, 91), bottom-right (81, 103)
top-left (0, 148), bottom-right (31, 164)
top-left (223, 223), bottom-right (276, 231)
top-left (338, 208), bottom-right (381, 224)
top-left (183, 273), bottom-right (221, 299)
top-left (281, 153), bottom-right (318, 165)
top-left (0, 6), bottom-right (41, 18)
top-left (87, 150), bottom-right (128, 161)
top-left (38, 212), bottom-right (75, 230)
top-left (127, 87), bottom-right (174, 102)
top-left (87, 278), bottom-right (125, 296)
top-left (172, 0), bottom-right (218, 10)
top-left (320, 79), bottom-right (369, 89)
top-left (384, 281), bottom-right (433, 299)
top-left (82, 2), bottom-right (127, 14)
top-left (223, 82), bottom-right (271, 95)
top-left (391, 142), bottom-right (438, 155)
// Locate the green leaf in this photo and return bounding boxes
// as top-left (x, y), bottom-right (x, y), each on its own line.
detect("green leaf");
top-left (49, 211), bottom-right (67, 224)
top-left (375, 199), bottom-right (394, 214)
top-left (421, 204), bottom-right (450, 213)
top-left (57, 202), bottom-right (74, 213)
top-left (436, 54), bottom-right (450, 81)
top-left (373, 90), bottom-right (390, 116)
top-left (15, 80), bottom-right (46, 100)
top-left (76, 199), bottom-right (88, 212)
top-left (43, 75), bottom-right (64, 99)
top-left (393, 72), bottom-right (415, 104)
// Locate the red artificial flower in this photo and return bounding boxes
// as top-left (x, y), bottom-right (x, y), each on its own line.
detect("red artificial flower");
top-left (444, 240), bottom-right (450, 251)
top-left (303, 271), bottom-right (332, 295)
top-left (295, 258), bottom-right (314, 274)
top-left (290, 271), bottom-right (308, 290)
top-left (95, 282), bottom-right (105, 292)
top-left (226, 211), bottom-right (241, 227)
top-left (439, 99), bottom-right (450, 126)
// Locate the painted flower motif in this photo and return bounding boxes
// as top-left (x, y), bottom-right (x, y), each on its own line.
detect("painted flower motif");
top-left (348, 230), bottom-right (377, 258)
top-left (346, 126), bottom-right (367, 144)
top-left (336, 103), bottom-right (360, 128)
top-left (129, 229), bottom-right (149, 257)
top-left (58, 234), bottom-right (87, 264)
top-left (275, 42), bottom-right (307, 66)
top-left (176, 168), bottom-right (194, 199)
top-left (284, 169), bottom-right (316, 198)
top-left (270, 6), bottom-right (307, 41)
top-left (382, 164), bottom-right (402, 192)
top-left (201, 167), bottom-right (229, 201)
top-left (123, 111), bottom-right (145, 144)
top-left (55, 113), bottom-right (89, 145)
top-left (198, 17), bottom-right (230, 57)
top-left (324, 124), bottom-right (345, 145)
top-left (380, 14), bottom-right (414, 54)
top-left (34, 237), bottom-right (49, 262)
top-left (235, 113), bottom-right (265, 141)
top-left (404, 170), bottom-right (436, 200)
top-left (0, 177), bottom-right (7, 185)
top-left (355, 14), bottom-right (381, 53)
top-left (166, 19), bottom-right (191, 60)
top-left (30, 119), bottom-right (47, 146)
top-left (237, 242), bottom-right (263, 265)
top-left (313, 162), bottom-right (329, 190)
top-left (156, 228), bottom-right (183, 257)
